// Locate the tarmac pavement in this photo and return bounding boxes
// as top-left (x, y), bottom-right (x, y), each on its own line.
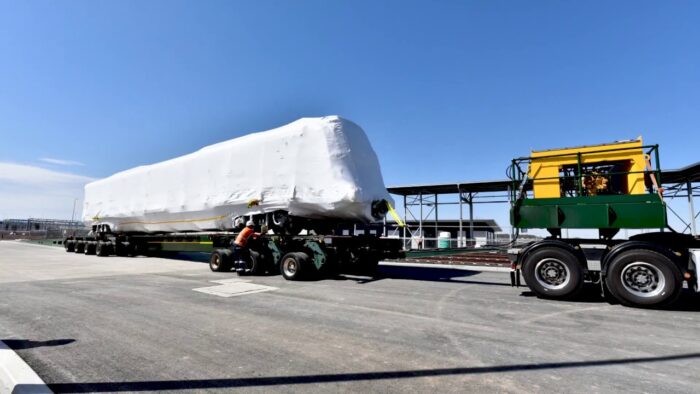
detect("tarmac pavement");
top-left (1, 240), bottom-right (699, 393)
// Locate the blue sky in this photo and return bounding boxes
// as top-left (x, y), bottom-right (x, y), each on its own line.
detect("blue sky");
top-left (1, 1), bottom-right (698, 231)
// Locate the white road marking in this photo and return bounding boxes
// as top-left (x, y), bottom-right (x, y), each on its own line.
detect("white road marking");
top-left (519, 305), bottom-right (614, 325)
top-left (0, 340), bottom-right (52, 393)
top-left (193, 279), bottom-right (277, 298)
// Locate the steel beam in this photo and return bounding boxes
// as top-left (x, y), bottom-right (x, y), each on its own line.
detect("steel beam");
top-left (689, 181), bottom-right (697, 236)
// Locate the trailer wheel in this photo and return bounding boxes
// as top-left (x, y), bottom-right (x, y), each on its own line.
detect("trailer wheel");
top-left (280, 252), bottom-right (309, 281)
top-left (114, 242), bottom-right (127, 257)
top-left (96, 241), bottom-right (111, 257)
top-left (74, 241), bottom-right (85, 254)
top-left (84, 242), bottom-right (96, 255)
top-left (209, 249), bottom-right (232, 272)
top-left (125, 243), bottom-right (137, 257)
top-left (237, 250), bottom-right (262, 276)
top-left (522, 247), bottom-right (583, 299)
top-left (605, 249), bottom-right (682, 307)
top-left (131, 242), bottom-right (145, 257)
top-left (64, 240), bottom-right (74, 252)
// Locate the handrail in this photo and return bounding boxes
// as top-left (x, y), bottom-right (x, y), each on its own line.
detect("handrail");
top-left (511, 144), bottom-right (658, 162)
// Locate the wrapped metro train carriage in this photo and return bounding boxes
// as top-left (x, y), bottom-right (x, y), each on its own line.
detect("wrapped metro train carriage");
top-left (82, 116), bottom-right (393, 235)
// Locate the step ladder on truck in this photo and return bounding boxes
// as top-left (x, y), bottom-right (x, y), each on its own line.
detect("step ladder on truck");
top-left (508, 138), bottom-right (700, 307)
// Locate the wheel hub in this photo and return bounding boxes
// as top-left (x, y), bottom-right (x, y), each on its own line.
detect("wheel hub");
top-left (621, 262), bottom-right (664, 298)
top-left (534, 258), bottom-right (570, 290)
top-left (283, 258), bottom-right (297, 276)
top-left (633, 273), bottom-right (651, 285)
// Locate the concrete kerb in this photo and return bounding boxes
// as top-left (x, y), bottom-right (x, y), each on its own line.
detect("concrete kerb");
top-left (0, 341), bottom-right (51, 394)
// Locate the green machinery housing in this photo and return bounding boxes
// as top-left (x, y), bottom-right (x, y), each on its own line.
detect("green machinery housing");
top-left (509, 138), bottom-right (667, 237)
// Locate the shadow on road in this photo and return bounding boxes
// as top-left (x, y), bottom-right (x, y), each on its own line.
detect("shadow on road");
top-left (518, 286), bottom-right (700, 311)
top-left (23, 352), bottom-right (700, 393)
top-left (653, 291), bottom-right (700, 312)
top-left (518, 284), bottom-right (605, 304)
top-left (336, 265), bottom-right (512, 286)
top-left (3, 338), bottom-right (75, 349)
top-left (156, 252), bottom-right (211, 263)
top-left (157, 251), bottom-right (511, 287)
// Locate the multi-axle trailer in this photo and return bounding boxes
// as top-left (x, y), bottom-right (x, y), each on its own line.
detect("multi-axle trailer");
top-left (508, 139), bottom-right (700, 307)
top-left (63, 228), bottom-right (404, 280)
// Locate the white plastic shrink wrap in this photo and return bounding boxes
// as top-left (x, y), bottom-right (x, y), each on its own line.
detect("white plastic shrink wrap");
top-left (83, 116), bottom-right (393, 232)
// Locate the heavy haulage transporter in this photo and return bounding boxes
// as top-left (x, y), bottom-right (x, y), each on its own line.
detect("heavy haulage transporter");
top-left (64, 116), bottom-right (403, 279)
top-left (508, 139), bottom-right (700, 307)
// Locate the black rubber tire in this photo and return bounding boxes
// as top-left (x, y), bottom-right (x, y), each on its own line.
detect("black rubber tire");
top-left (96, 241), bottom-right (111, 257)
top-left (605, 249), bottom-right (682, 307)
top-left (220, 249), bottom-right (233, 271)
top-left (64, 240), bottom-right (74, 252)
top-left (131, 242), bottom-right (145, 257)
top-left (209, 250), bottom-right (232, 272)
top-left (237, 250), bottom-right (262, 276)
top-left (74, 241), bottom-right (85, 254)
top-left (114, 242), bottom-right (127, 257)
top-left (280, 252), bottom-right (309, 281)
top-left (84, 242), bottom-right (96, 255)
top-left (521, 246), bottom-right (584, 299)
top-left (125, 243), bottom-right (137, 257)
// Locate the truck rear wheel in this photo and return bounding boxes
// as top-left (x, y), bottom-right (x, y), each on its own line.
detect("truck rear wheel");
top-left (64, 240), bottom-right (74, 252)
top-left (605, 249), bottom-right (682, 307)
top-left (74, 241), bottom-right (85, 254)
top-left (522, 246), bottom-right (583, 299)
top-left (280, 252), bottom-right (309, 281)
top-left (209, 249), bottom-right (232, 272)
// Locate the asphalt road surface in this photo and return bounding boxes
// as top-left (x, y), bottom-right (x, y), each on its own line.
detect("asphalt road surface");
top-left (1, 241), bottom-right (699, 393)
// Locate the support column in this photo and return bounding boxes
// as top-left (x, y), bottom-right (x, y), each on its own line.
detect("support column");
top-left (434, 193), bottom-right (438, 248)
top-left (419, 193), bottom-right (423, 249)
top-left (688, 181), bottom-right (697, 236)
top-left (458, 189), bottom-right (463, 247)
top-left (468, 192), bottom-right (474, 247)
top-left (403, 195), bottom-right (407, 250)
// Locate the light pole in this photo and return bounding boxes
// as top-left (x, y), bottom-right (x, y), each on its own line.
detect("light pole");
top-left (71, 198), bottom-right (78, 222)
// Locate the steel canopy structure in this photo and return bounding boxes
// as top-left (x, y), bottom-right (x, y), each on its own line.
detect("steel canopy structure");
top-left (387, 161), bottom-right (700, 249)
top-left (387, 179), bottom-right (518, 249)
top-left (658, 161), bottom-right (700, 235)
